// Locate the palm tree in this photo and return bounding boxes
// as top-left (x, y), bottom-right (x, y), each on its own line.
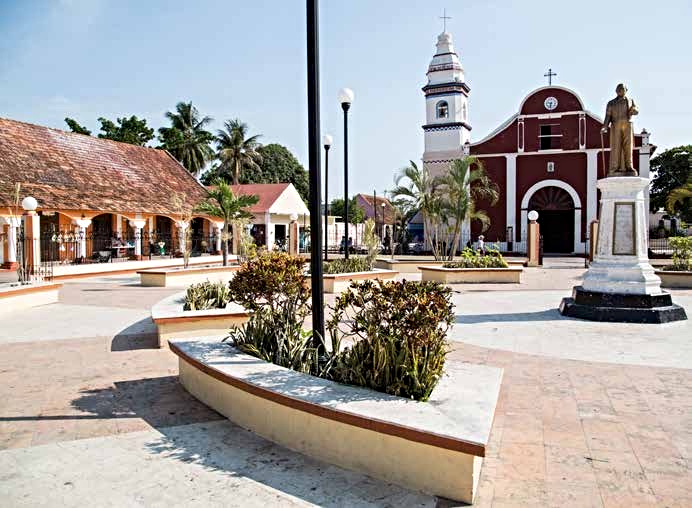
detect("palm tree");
top-left (437, 157), bottom-right (499, 260)
top-left (195, 180), bottom-right (259, 266)
top-left (158, 102), bottom-right (214, 176)
top-left (390, 161), bottom-right (444, 259)
top-left (216, 119), bottom-right (262, 185)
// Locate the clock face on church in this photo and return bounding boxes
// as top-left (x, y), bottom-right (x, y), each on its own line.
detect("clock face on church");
top-left (544, 96), bottom-right (558, 111)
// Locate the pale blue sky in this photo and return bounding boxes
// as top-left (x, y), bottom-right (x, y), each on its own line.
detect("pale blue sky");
top-left (1, 0), bottom-right (691, 197)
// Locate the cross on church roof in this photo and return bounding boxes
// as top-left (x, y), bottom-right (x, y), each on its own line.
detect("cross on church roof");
top-left (544, 68), bottom-right (557, 85)
top-left (440, 9), bottom-right (452, 32)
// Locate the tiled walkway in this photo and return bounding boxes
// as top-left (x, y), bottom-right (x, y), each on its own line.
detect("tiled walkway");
top-left (0, 264), bottom-right (691, 506)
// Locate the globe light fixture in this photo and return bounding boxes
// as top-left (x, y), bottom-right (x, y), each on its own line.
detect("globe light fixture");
top-left (290, 213), bottom-right (299, 222)
top-left (528, 210), bottom-right (539, 222)
top-left (337, 88), bottom-right (354, 106)
top-left (322, 134), bottom-right (332, 148)
top-left (21, 196), bottom-right (38, 212)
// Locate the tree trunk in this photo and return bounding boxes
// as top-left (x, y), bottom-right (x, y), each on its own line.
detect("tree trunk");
top-left (222, 221), bottom-right (229, 267)
top-left (233, 160), bottom-right (240, 185)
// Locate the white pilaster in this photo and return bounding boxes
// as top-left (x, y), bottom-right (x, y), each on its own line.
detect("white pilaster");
top-left (116, 214), bottom-right (123, 240)
top-left (76, 218), bottom-right (92, 259)
top-left (506, 155), bottom-right (517, 239)
top-left (574, 208), bottom-right (583, 254)
top-left (176, 221), bottom-right (189, 254)
top-left (129, 219), bottom-right (146, 258)
top-left (215, 222), bottom-right (224, 253)
top-left (265, 212), bottom-right (273, 251)
top-left (586, 150), bottom-right (598, 225)
top-left (639, 130), bottom-right (652, 213)
top-left (6, 218), bottom-right (19, 264)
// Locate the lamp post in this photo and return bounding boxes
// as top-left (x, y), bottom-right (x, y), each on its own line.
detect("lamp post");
top-left (306, 0), bottom-right (325, 349)
top-left (338, 87), bottom-right (353, 259)
top-left (323, 134), bottom-right (332, 261)
top-left (381, 202), bottom-right (386, 242)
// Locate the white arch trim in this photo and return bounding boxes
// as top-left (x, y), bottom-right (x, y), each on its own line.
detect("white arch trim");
top-left (517, 85), bottom-right (586, 113)
top-left (520, 179), bottom-right (583, 254)
top-left (520, 179), bottom-right (582, 210)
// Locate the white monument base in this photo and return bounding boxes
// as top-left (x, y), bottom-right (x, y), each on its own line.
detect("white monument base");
top-left (582, 177), bottom-right (661, 295)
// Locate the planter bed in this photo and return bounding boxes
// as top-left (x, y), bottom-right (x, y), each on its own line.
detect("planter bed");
top-left (420, 266), bottom-right (523, 284)
top-left (374, 258), bottom-right (526, 273)
top-left (138, 264), bottom-right (240, 287)
top-left (151, 292), bottom-right (249, 348)
top-left (655, 270), bottom-right (692, 289)
top-left (0, 282), bottom-right (62, 314)
top-left (169, 338), bottom-right (503, 504)
top-left (306, 268), bottom-right (398, 293)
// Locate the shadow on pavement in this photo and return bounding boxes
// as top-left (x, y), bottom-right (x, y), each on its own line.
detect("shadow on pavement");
top-left (456, 308), bottom-right (564, 323)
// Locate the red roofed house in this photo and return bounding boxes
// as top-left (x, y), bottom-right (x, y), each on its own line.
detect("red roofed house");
top-left (421, 31), bottom-right (654, 254)
top-left (0, 117), bottom-right (222, 268)
top-left (230, 183), bottom-right (309, 250)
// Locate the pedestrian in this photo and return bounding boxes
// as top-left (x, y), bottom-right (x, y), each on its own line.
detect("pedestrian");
top-left (478, 235), bottom-right (486, 255)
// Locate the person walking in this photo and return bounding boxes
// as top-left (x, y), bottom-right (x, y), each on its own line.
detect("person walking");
top-left (477, 235), bottom-right (486, 255)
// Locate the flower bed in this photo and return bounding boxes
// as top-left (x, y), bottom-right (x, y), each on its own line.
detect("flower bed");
top-left (138, 264), bottom-right (239, 287)
top-left (374, 258), bottom-right (526, 272)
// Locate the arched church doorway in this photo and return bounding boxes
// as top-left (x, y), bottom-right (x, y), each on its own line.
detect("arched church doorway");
top-left (528, 186), bottom-right (574, 253)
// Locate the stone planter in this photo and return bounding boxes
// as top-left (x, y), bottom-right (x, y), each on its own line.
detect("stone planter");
top-left (655, 270), bottom-right (692, 289)
top-left (420, 266), bottom-right (523, 284)
top-left (169, 338), bottom-right (502, 504)
top-left (307, 269), bottom-right (398, 294)
top-left (0, 282), bottom-right (62, 314)
top-left (374, 258), bottom-right (525, 273)
top-left (138, 264), bottom-right (240, 287)
top-left (151, 292), bottom-right (249, 348)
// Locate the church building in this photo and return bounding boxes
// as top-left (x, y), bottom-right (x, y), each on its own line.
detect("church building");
top-left (422, 31), bottom-right (654, 254)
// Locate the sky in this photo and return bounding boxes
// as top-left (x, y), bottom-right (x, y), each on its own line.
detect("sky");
top-left (1, 0), bottom-right (691, 198)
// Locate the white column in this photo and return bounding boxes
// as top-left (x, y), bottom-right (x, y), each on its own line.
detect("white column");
top-left (506, 154), bottom-right (517, 241)
top-left (76, 218), bottom-right (92, 259)
top-left (639, 130), bottom-right (651, 213)
top-left (6, 218), bottom-right (19, 264)
top-left (586, 150), bottom-right (598, 225)
top-left (574, 208), bottom-right (583, 254)
top-left (520, 209), bottom-right (528, 245)
top-left (176, 221), bottom-right (189, 255)
top-left (129, 219), bottom-right (146, 258)
top-left (215, 222), bottom-right (224, 253)
top-left (116, 214), bottom-right (123, 240)
top-left (264, 212), bottom-right (273, 251)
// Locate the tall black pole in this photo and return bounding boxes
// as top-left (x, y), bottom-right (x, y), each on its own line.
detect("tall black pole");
top-left (324, 144), bottom-right (330, 261)
top-left (342, 103), bottom-right (350, 259)
top-left (306, 0), bottom-right (325, 347)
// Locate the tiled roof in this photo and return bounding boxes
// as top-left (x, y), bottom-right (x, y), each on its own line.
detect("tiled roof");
top-left (356, 193), bottom-right (396, 223)
top-left (229, 183), bottom-right (290, 213)
top-left (0, 117), bottom-right (208, 215)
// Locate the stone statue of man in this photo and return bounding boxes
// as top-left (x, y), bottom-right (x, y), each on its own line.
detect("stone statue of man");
top-left (602, 83), bottom-right (639, 176)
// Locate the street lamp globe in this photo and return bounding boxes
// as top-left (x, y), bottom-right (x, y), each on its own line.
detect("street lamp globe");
top-left (21, 196), bottom-right (37, 211)
top-left (337, 88), bottom-right (354, 106)
top-left (290, 213), bottom-right (299, 222)
top-left (322, 134), bottom-right (333, 148)
top-left (528, 210), bottom-right (539, 222)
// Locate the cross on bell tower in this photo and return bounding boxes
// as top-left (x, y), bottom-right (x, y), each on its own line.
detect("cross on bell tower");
top-left (439, 9), bottom-right (452, 32)
top-left (544, 68), bottom-right (557, 85)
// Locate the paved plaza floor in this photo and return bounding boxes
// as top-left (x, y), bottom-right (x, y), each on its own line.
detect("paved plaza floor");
top-left (0, 259), bottom-right (691, 506)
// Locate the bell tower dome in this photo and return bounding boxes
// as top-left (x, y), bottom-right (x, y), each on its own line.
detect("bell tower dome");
top-left (422, 31), bottom-right (471, 176)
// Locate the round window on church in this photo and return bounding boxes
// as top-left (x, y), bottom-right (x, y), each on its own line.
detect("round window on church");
top-left (436, 101), bottom-right (449, 119)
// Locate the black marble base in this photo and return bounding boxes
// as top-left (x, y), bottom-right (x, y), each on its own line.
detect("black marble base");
top-left (559, 286), bottom-right (687, 323)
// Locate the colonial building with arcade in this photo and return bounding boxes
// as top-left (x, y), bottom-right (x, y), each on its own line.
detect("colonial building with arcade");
top-left (421, 31), bottom-right (654, 254)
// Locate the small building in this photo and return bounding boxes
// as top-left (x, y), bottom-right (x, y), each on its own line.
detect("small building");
top-left (0, 117), bottom-right (220, 268)
top-left (230, 183), bottom-right (309, 250)
top-left (355, 193), bottom-right (395, 231)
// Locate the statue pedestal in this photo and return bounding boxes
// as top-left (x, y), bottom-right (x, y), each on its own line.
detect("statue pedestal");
top-left (560, 177), bottom-right (686, 323)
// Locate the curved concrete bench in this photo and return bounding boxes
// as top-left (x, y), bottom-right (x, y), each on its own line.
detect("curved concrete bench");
top-left (0, 282), bottom-right (62, 314)
top-left (420, 266), bottom-right (523, 284)
top-left (151, 292), bottom-right (249, 348)
top-left (138, 265), bottom-right (240, 287)
top-left (307, 268), bottom-right (398, 293)
top-left (375, 258), bottom-right (526, 273)
top-left (655, 270), bottom-right (692, 289)
top-left (170, 338), bottom-right (502, 503)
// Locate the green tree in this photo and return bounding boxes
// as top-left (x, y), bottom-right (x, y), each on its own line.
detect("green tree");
top-left (64, 117), bottom-right (91, 135)
top-left (215, 119), bottom-right (262, 185)
top-left (158, 102), bottom-right (215, 175)
top-left (666, 175), bottom-right (692, 217)
top-left (650, 145), bottom-right (692, 222)
top-left (329, 197), bottom-right (365, 224)
top-left (194, 180), bottom-right (259, 266)
top-left (97, 115), bottom-right (154, 146)
top-left (437, 157), bottom-right (499, 260)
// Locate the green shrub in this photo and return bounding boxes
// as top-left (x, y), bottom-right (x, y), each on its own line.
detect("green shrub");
top-left (670, 236), bottom-right (692, 271)
top-left (327, 279), bottom-right (454, 401)
top-left (226, 252), bottom-right (325, 374)
top-left (323, 256), bottom-right (372, 274)
top-left (183, 280), bottom-right (232, 311)
top-left (442, 247), bottom-right (508, 269)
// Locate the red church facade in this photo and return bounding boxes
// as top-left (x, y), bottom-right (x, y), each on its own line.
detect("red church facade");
top-left (467, 86), bottom-right (653, 254)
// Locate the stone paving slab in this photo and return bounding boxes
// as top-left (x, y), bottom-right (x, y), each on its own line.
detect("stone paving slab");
top-left (452, 289), bottom-right (692, 368)
top-left (0, 420), bottom-right (435, 507)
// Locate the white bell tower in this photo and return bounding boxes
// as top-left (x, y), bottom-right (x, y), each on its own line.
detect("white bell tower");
top-left (422, 31), bottom-right (471, 177)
